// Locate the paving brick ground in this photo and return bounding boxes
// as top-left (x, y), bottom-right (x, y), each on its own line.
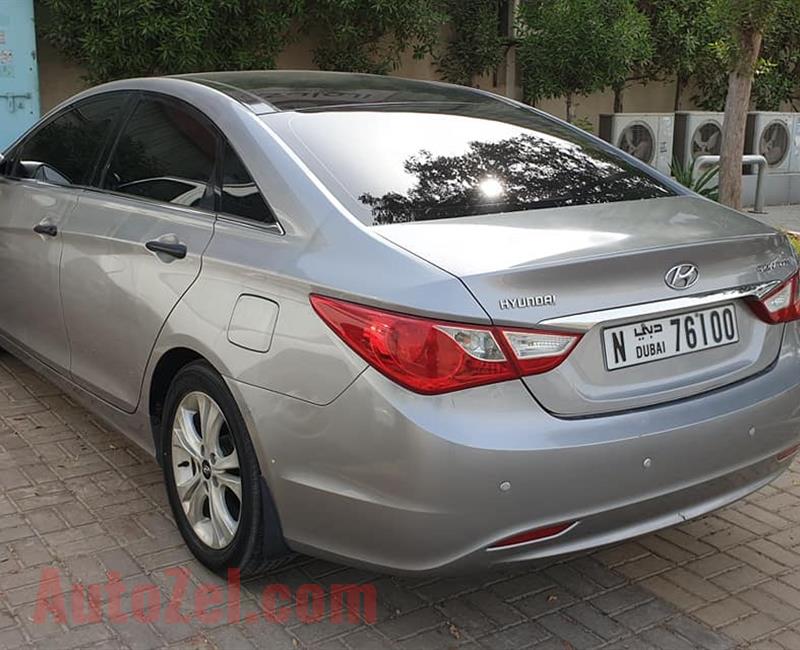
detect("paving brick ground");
top-left (2, 348), bottom-right (800, 649)
top-left (755, 204), bottom-right (800, 233)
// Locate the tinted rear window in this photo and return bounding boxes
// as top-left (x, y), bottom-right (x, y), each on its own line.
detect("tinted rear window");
top-left (103, 96), bottom-right (216, 209)
top-left (275, 103), bottom-right (676, 225)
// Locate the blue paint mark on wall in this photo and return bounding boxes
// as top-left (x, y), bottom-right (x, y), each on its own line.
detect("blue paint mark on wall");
top-left (0, 0), bottom-right (40, 150)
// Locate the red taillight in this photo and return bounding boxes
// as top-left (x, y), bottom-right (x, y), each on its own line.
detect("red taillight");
top-left (310, 295), bottom-right (581, 395)
top-left (488, 521), bottom-right (576, 550)
top-left (748, 273), bottom-right (800, 324)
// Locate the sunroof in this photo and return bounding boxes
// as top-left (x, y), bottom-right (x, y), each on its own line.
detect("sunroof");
top-left (176, 70), bottom-right (499, 114)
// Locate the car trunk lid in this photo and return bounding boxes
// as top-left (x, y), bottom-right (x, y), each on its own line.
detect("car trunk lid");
top-left (375, 196), bottom-right (796, 415)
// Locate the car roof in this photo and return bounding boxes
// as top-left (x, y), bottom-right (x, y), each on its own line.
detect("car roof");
top-left (173, 70), bottom-right (503, 115)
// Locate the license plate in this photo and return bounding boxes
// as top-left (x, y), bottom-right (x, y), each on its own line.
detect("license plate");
top-left (603, 304), bottom-right (739, 371)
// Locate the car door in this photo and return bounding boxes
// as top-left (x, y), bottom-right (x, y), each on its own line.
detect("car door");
top-left (0, 93), bottom-right (127, 371)
top-left (59, 93), bottom-right (217, 412)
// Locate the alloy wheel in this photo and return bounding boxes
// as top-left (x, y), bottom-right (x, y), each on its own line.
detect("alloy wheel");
top-left (170, 391), bottom-right (242, 549)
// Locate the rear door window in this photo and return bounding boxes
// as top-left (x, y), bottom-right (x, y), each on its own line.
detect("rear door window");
top-left (103, 96), bottom-right (217, 210)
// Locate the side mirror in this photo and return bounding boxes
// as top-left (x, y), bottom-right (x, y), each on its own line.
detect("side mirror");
top-left (0, 152), bottom-right (14, 178)
top-left (33, 163), bottom-right (70, 185)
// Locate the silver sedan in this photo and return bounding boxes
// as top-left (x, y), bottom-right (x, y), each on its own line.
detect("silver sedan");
top-left (1, 71), bottom-right (799, 576)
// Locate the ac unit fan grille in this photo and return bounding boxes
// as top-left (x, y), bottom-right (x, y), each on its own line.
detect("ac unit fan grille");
top-left (691, 122), bottom-right (722, 159)
top-left (759, 121), bottom-right (790, 167)
top-left (617, 123), bottom-right (655, 164)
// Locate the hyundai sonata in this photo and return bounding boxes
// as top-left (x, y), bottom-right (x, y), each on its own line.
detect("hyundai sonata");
top-left (1, 71), bottom-right (799, 576)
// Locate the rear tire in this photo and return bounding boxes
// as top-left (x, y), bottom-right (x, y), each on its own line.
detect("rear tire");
top-left (161, 361), bottom-right (292, 577)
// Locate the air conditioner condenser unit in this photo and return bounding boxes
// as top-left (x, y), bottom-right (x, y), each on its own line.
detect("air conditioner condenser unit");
top-left (673, 112), bottom-right (725, 169)
top-left (599, 113), bottom-right (674, 175)
top-left (745, 112), bottom-right (795, 174)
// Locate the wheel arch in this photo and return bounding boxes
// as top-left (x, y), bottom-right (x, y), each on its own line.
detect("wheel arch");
top-left (153, 347), bottom-right (294, 571)
top-left (148, 346), bottom-right (206, 460)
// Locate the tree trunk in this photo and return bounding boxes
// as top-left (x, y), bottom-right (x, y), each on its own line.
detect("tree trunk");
top-left (613, 84), bottom-right (624, 113)
top-left (673, 76), bottom-right (685, 111)
top-left (565, 92), bottom-right (576, 123)
top-left (718, 28), bottom-right (763, 210)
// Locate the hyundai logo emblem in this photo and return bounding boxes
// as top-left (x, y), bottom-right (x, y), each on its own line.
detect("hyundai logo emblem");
top-left (665, 263), bottom-right (699, 290)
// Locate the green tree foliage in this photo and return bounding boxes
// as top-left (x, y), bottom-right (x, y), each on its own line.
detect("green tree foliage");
top-left (637, 0), bottom-right (720, 109)
top-left (39, 0), bottom-right (800, 118)
top-left (753, 3), bottom-right (800, 112)
top-left (437, 0), bottom-right (506, 86)
top-left (517, 0), bottom-right (652, 122)
top-left (43, 0), bottom-right (303, 83)
top-left (42, 0), bottom-right (444, 81)
top-left (303, 0), bottom-right (444, 74)
top-left (694, 0), bottom-right (800, 110)
top-left (692, 41), bottom-right (734, 110)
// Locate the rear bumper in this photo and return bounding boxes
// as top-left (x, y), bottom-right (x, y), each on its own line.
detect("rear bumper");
top-left (227, 324), bottom-right (800, 575)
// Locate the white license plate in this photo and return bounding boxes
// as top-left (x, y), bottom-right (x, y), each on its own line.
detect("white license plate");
top-left (603, 304), bottom-right (739, 371)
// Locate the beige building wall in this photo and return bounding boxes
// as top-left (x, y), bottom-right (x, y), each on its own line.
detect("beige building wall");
top-left (536, 81), bottom-right (708, 131)
top-left (36, 36), bottom-right (88, 113)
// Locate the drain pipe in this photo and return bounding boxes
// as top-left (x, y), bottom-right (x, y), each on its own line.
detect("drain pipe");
top-left (694, 154), bottom-right (768, 214)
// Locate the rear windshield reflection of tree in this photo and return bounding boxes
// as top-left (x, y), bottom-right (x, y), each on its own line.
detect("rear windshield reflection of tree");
top-left (360, 133), bottom-right (672, 225)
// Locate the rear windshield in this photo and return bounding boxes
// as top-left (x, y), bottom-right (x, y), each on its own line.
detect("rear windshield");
top-left (272, 103), bottom-right (677, 226)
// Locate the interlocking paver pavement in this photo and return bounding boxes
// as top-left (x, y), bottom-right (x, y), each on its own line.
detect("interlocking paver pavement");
top-left (753, 204), bottom-right (800, 233)
top-left (1, 348), bottom-right (800, 648)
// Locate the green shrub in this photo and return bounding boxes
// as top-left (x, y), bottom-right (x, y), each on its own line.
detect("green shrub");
top-left (670, 157), bottom-right (720, 201)
top-left (42, 0), bottom-right (302, 83)
top-left (303, 0), bottom-right (444, 74)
